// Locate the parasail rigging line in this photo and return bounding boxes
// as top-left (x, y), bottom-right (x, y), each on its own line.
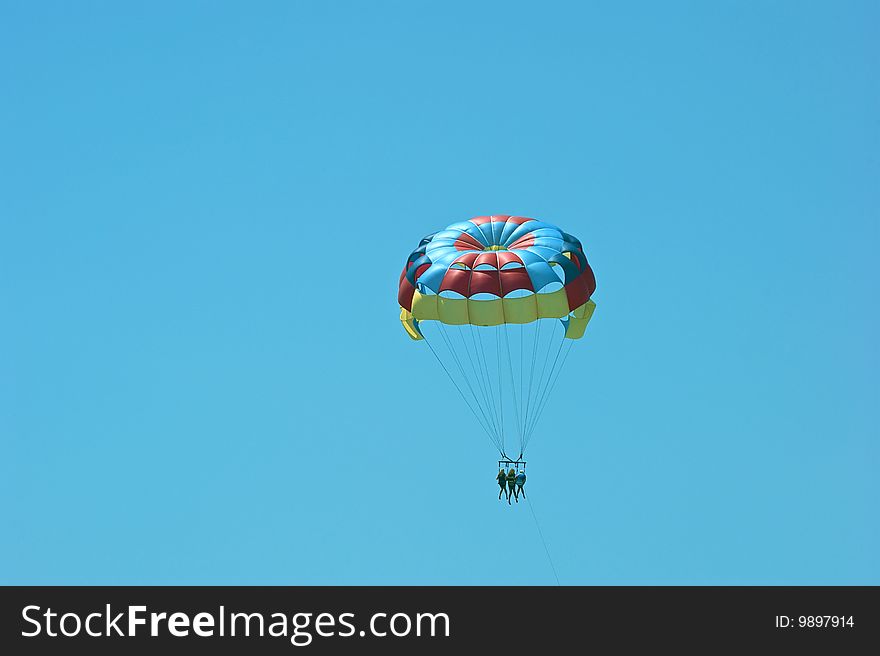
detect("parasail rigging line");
top-left (523, 326), bottom-right (567, 444)
top-left (502, 323), bottom-right (524, 455)
top-left (526, 493), bottom-right (561, 586)
top-left (475, 325), bottom-right (504, 447)
top-left (523, 338), bottom-right (575, 451)
top-left (446, 323), bottom-right (502, 446)
top-left (435, 323), bottom-right (502, 446)
top-left (457, 325), bottom-right (502, 444)
top-left (521, 317), bottom-right (543, 456)
top-left (421, 330), bottom-right (502, 454)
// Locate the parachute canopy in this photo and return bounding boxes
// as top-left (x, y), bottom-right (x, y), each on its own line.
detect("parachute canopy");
top-left (398, 216), bottom-right (596, 341)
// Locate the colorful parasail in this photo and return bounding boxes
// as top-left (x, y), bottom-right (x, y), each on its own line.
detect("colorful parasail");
top-left (397, 215), bottom-right (597, 463)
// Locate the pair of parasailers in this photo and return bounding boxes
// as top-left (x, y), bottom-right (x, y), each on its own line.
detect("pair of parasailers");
top-left (497, 467), bottom-right (526, 504)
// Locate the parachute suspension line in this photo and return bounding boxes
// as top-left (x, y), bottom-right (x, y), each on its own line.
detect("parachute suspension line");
top-left (427, 315), bottom-right (573, 460)
top-left (526, 493), bottom-right (561, 586)
top-left (502, 323), bottom-right (524, 456)
top-left (527, 320), bottom-right (563, 442)
top-left (496, 324), bottom-right (505, 457)
top-left (521, 317), bottom-right (543, 457)
top-left (520, 323), bottom-right (525, 446)
top-left (528, 337), bottom-right (574, 444)
top-left (524, 331), bottom-right (566, 439)
top-left (523, 338), bottom-right (575, 452)
top-left (420, 330), bottom-right (500, 453)
top-left (474, 325), bottom-right (504, 452)
top-left (436, 323), bottom-right (500, 446)
top-left (435, 323), bottom-right (503, 451)
top-left (458, 325), bottom-right (496, 437)
top-left (453, 324), bottom-right (503, 446)
top-left (523, 324), bottom-right (566, 443)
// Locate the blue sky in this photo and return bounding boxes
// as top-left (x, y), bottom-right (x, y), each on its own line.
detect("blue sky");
top-left (2, 1), bottom-right (877, 584)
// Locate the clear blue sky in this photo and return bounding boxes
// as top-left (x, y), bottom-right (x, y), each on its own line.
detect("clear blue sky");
top-left (2, 1), bottom-right (877, 584)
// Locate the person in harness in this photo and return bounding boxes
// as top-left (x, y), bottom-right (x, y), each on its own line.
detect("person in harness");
top-left (506, 467), bottom-right (517, 504)
top-left (515, 469), bottom-right (527, 500)
top-left (496, 468), bottom-right (507, 500)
